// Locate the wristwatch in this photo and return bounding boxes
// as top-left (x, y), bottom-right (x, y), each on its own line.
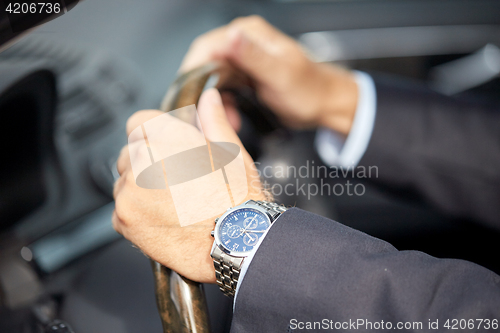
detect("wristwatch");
top-left (210, 200), bottom-right (288, 297)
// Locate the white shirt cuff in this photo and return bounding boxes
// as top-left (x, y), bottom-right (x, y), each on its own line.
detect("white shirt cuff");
top-left (315, 71), bottom-right (377, 168)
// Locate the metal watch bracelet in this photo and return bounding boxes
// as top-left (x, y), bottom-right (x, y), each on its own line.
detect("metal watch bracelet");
top-left (212, 200), bottom-right (288, 297)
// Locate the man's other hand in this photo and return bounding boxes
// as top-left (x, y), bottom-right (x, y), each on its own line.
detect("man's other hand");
top-left (180, 15), bottom-right (358, 135)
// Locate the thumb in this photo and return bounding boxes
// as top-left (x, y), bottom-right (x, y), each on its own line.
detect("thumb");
top-left (198, 88), bottom-right (256, 180)
top-left (197, 88), bottom-right (243, 147)
top-left (198, 88), bottom-right (261, 204)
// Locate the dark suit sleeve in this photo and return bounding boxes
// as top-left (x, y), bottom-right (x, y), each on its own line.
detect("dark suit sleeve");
top-left (231, 208), bottom-right (500, 333)
top-left (359, 75), bottom-right (500, 229)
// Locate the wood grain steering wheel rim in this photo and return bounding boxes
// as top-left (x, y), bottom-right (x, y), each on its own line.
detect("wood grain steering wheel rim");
top-left (151, 62), bottom-right (232, 333)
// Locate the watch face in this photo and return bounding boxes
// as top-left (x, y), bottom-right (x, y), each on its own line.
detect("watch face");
top-left (218, 208), bottom-right (271, 254)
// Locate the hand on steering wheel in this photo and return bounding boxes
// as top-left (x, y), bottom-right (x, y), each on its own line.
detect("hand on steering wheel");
top-left (180, 15), bottom-right (359, 135)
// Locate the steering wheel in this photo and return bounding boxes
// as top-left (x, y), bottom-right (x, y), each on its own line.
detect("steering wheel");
top-left (152, 62), bottom-right (285, 332)
top-left (152, 62), bottom-right (284, 333)
top-left (149, 62), bottom-right (217, 333)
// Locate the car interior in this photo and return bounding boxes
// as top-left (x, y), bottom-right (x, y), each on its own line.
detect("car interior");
top-left (0, 0), bottom-right (499, 332)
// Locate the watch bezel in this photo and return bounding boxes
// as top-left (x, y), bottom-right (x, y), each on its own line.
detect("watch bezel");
top-left (213, 201), bottom-right (272, 258)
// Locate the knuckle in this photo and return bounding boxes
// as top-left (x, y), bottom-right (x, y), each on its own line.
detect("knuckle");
top-left (112, 177), bottom-right (123, 198)
top-left (113, 170), bottom-right (135, 199)
top-left (247, 15), bottom-right (265, 24)
top-left (119, 144), bottom-right (129, 158)
top-left (229, 16), bottom-right (244, 26)
top-left (191, 29), bottom-right (218, 50)
top-left (191, 34), bottom-right (206, 48)
top-left (112, 212), bottom-right (122, 233)
top-left (116, 146), bottom-right (129, 174)
top-left (124, 169), bottom-right (137, 186)
top-left (114, 196), bottom-right (130, 227)
top-left (126, 112), bottom-right (143, 134)
top-left (231, 15), bottom-right (264, 27)
top-left (126, 110), bottom-right (162, 136)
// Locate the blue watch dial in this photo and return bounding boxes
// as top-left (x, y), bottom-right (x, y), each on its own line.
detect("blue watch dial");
top-left (218, 208), bottom-right (271, 253)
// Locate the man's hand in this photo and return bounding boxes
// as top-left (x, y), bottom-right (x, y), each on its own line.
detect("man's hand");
top-left (181, 15), bottom-right (358, 135)
top-left (113, 89), bottom-right (266, 283)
